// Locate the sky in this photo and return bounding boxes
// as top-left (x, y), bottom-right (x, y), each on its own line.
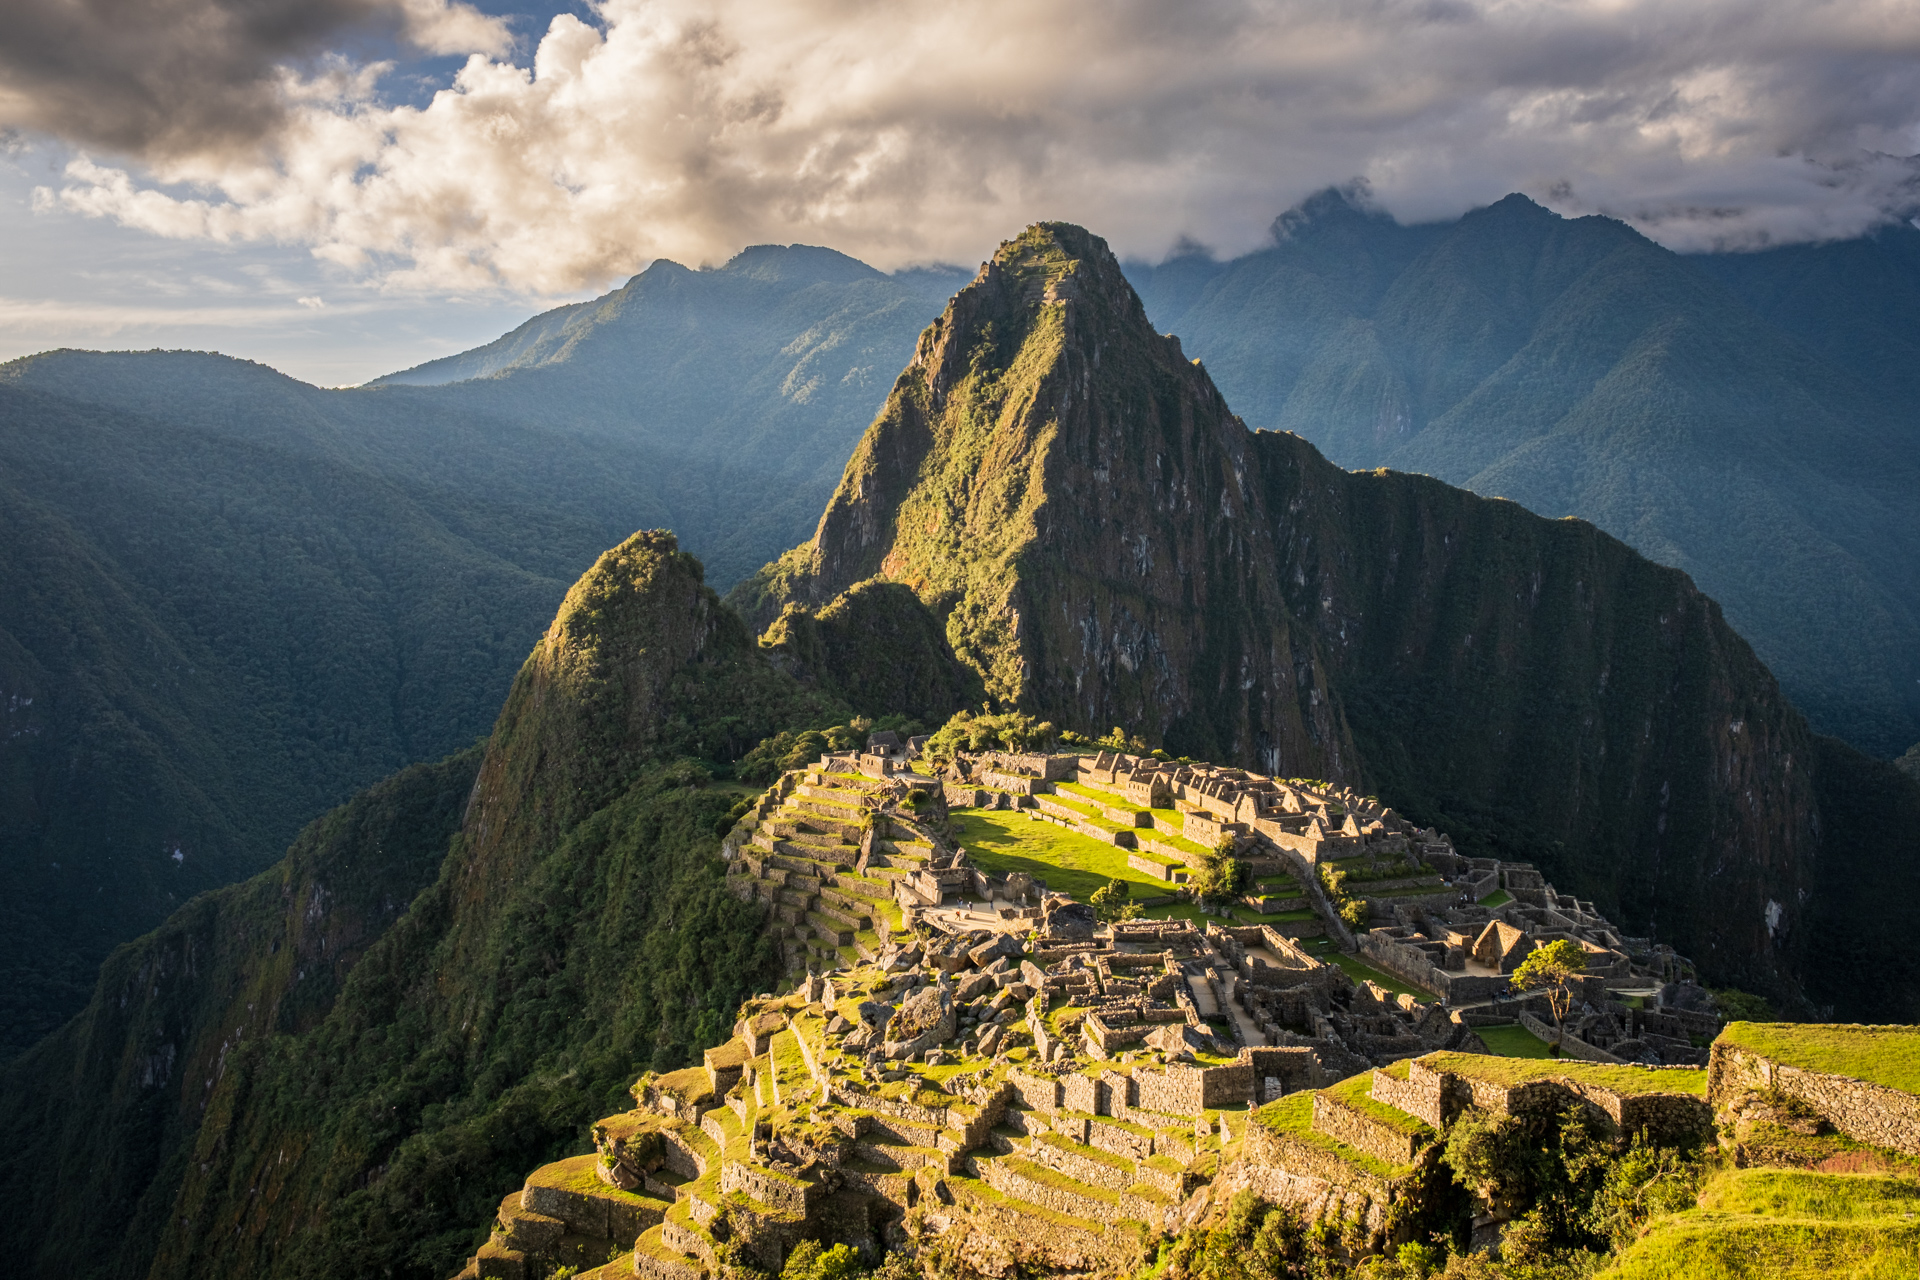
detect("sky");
top-left (4, 0), bottom-right (1919, 387)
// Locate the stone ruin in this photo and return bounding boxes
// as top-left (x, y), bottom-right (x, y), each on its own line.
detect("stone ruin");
top-left (450, 743), bottom-right (1742, 1280)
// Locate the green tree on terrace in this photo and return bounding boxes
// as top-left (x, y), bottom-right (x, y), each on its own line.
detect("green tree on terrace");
top-left (1190, 837), bottom-right (1250, 908)
top-left (1089, 876), bottom-right (1142, 923)
top-left (924, 709), bottom-right (1056, 761)
top-left (1512, 939), bottom-right (1590, 1051)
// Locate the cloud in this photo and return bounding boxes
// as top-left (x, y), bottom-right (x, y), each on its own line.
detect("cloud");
top-left (0, 0), bottom-right (509, 159)
top-left (15, 0), bottom-right (1920, 292)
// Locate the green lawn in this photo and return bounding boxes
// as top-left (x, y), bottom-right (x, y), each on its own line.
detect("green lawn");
top-left (1475, 1023), bottom-right (1555, 1059)
top-left (1478, 889), bottom-right (1514, 907)
top-left (950, 810), bottom-right (1165, 900)
top-left (1606, 1168), bottom-right (1920, 1279)
top-left (1423, 1050), bottom-right (1709, 1096)
top-left (1717, 1023), bottom-right (1920, 1096)
top-left (1302, 938), bottom-right (1429, 1000)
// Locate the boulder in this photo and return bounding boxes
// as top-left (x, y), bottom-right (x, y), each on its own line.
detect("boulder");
top-left (1040, 898), bottom-right (1097, 941)
top-left (968, 933), bottom-right (1022, 968)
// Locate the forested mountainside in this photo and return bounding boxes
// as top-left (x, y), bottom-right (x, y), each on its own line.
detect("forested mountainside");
top-left (0, 251), bottom-right (956, 1058)
top-left (737, 222), bottom-right (1920, 1018)
top-left (0, 534), bottom-right (847, 1280)
top-left (1125, 192), bottom-right (1920, 759)
top-left (5, 226), bottom-right (1918, 1280)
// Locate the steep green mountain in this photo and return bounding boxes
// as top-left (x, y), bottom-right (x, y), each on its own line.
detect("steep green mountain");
top-left (0, 747), bottom-right (483, 1280)
top-left (1124, 193), bottom-right (1920, 758)
top-left (0, 378), bottom-right (573, 1058)
top-left (0, 532), bottom-right (842, 1280)
top-left (738, 221), bottom-right (1919, 1015)
top-left (0, 249), bottom-right (958, 1058)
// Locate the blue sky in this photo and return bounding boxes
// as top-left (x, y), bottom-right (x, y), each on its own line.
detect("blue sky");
top-left (4, 0), bottom-right (1918, 387)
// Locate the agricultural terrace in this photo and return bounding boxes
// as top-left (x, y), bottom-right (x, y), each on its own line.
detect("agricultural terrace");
top-left (1718, 1022), bottom-right (1920, 1095)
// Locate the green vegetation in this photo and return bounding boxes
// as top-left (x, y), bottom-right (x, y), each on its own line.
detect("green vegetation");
top-left (949, 810), bottom-right (1165, 900)
top-left (1717, 1022), bottom-right (1920, 1095)
top-left (1474, 1024), bottom-right (1555, 1059)
top-left (1089, 877), bottom-right (1144, 922)
top-left (1605, 1169), bottom-right (1920, 1279)
top-left (1191, 838), bottom-right (1252, 906)
top-left (1512, 940), bottom-right (1589, 1043)
top-left (1477, 889), bottom-right (1514, 908)
top-left (925, 709), bottom-right (1058, 761)
top-left (1422, 1051), bottom-right (1710, 1097)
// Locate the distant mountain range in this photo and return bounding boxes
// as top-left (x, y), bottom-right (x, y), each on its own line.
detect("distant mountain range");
top-left (1126, 191), bottom-right (1920, 758)
top-left (0, 251), bottom-right (960, 1056)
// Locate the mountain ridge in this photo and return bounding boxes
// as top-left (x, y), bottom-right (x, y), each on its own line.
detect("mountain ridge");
top-left (1126, 191), bottom-right (1920, 757)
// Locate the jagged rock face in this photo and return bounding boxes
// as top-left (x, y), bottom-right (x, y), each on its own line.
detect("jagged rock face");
top-left (738, 223), bottom-right (1820, 1001)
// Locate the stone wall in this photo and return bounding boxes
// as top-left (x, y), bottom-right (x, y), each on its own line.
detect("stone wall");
top-left (1310, 1094), bottom-right (1425, 1167)
top-left (1518, 1012), bottom-right (1623, 1063)
top-left (1710, 1041), bottom-right (1920, 1158)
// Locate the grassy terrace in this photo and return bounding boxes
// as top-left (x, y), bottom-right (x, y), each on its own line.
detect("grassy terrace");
top-left (951, 810), bottom-right (1165, 900)
top-left (1422, 1050), bottom-right (1709, 1096)
top-left (1478, 888), bottom-right (1514, 907)
top-left (1717, 1022), bottom-right (1920, 1095)
top-left (1475, 1023), bottom-right (1555, 1059)
top-left (1253, 1092), bottom-right (1403, 1179)
top-left (1323, 1071), bottom-right (1435, 1138)
top-left (1606, 1168), bottom-right (1920, 1279)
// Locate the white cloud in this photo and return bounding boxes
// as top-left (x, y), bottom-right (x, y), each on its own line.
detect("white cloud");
top-left (23, 0), bottom-right (1920, 292)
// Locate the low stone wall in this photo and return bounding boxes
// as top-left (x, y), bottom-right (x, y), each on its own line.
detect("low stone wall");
top-left (721, 1159), bottom-right (816, 1215)
top-left (1311, 1094), bottom-right (1425, 1168)
top-left (1710, 1041), bottom-right (1920, 1158)
top-left (1356, 934), bottom-right (1449, 999)
top-left (1518, 1012), bottom-right (1623, 1063)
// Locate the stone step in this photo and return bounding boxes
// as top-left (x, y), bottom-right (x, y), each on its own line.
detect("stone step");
top-left (1309, 1079), bottom-right (1434, 1169)
top-left (521, 1154), bottom-right (668, 1244)
top-left (1025, 1131), bottom-right (1137, 1191)
top-left (851, 1138), bottom-right (951, 1172)
top-left (813, 898), bottom-right (872, 932)
top-left (974, 1154), bottom-right (1159, 1225)
top-left (805, 913), bottom-right (855, 946)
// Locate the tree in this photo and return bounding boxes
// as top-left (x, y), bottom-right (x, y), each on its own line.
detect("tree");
top-left (1190, 838), bottom-right (1248, 907)
top-left (1511, 939), bottom-right (1589, 1049)
top-left (1089, 877), bottom-right (1141, 922)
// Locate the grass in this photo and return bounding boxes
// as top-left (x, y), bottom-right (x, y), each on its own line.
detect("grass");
top-left (1478, 889), bottom-right (1514, 907)
top-left (1307, 942), bottom-right (1429, 1000)
top-left (951, 810), bottom-right (1166, 900)
top-left (1717, 1023), bottom-right (1920, 1096)
top-left (1252, 1092), bottom-right (1403, 1179)
top-left (1323, 1072), bottom-right (1435, 1138)
top-left (1604, 1168), bottom-right (1920, 1278)
top-left (1421, 1050), bottom-right (1709, 1096)
top-left (1475, 1023), bottom-right (1556, 1059)
top-left (1141, 902), bottom-right (1212, 925)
